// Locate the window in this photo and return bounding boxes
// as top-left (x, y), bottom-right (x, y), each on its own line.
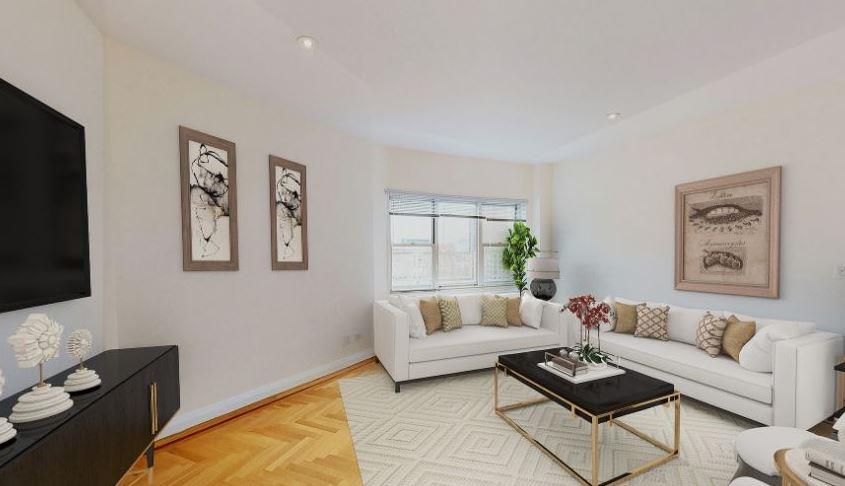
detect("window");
top-left (388, 192), bottom-right (527, 291)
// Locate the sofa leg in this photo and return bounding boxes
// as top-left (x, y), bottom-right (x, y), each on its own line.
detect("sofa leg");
top-left (394, 381), bottom-right (401, 393)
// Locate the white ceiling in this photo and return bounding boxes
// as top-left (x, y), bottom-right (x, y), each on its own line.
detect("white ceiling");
top-left (77, 0), bottom-right (845, 162)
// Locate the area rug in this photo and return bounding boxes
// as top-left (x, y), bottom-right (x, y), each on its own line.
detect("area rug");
top-left (339, 367), bottom-right (757, 485)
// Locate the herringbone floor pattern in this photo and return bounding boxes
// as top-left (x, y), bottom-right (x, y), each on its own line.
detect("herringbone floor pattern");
top-left (120, 364), bottom-right (378, 486)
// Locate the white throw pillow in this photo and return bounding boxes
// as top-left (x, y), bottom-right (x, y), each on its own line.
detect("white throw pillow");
top-left (520, 295), bottom-right (544, 329)
top-left (666, 306), bottom-right (707, 346)
top-left (738, 322), bottom-right (815, 372)
top-left (402, 302), bottom-right (427, 339)
top-left (456, 294), bottom-right (483, 325)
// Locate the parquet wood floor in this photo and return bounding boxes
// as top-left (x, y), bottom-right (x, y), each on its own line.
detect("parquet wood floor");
top-left (119, 362), bottom-right (379, 486)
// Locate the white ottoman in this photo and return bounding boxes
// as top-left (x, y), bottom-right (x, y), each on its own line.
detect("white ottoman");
top-left (735, 426), bottom-right (817, 476)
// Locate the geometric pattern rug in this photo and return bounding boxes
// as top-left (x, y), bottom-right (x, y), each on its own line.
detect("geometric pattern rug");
top-left (339, 367), bottom-right (758, 485)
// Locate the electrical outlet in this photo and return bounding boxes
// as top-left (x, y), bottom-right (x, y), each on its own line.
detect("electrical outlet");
top-left (354, 333), bottom-right (363, 341)
top-left (838, 264), bottom-right (845, 279)
top-left (342, 335), bottom-right (352, 346)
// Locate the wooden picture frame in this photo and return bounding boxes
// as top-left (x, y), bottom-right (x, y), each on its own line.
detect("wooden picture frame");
top-left (179, 126), bottom-right (238, 271)
top-left (269, 155), bottom-right (308, 270)
top-left (675, 166), bottom-right (780, 298)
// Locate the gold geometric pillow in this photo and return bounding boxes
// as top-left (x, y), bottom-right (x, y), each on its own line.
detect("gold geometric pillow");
top-left (634, 304), bottom-right (670, 340)
top-left (438, 297), bottom-right (463, 332)
top-left (480, 295), bottom-right (508, 327)
top-left (696, 312), bottom-right (728, 357)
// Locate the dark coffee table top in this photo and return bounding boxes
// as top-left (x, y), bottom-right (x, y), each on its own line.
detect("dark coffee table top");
top-left (498, 348), bottom-right (675, 420)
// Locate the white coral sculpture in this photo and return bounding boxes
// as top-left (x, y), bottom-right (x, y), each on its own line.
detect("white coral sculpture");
top-left (66, 329), bottom-right (93, 366)
top-left (7, 314), bottom-right (63, 369)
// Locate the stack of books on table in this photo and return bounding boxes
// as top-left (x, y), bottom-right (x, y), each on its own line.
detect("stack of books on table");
top-left (806, 440), bottom-right (845, 486)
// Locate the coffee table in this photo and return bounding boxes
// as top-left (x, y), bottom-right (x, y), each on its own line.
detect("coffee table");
top-left (495, 348), bottom-right (681, 486)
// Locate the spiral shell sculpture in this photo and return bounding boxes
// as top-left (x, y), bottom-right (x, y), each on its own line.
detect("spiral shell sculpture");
top-left (66, 329), bottom-right (93, 361)
top-left (7, 314), bottom-right (63, 368)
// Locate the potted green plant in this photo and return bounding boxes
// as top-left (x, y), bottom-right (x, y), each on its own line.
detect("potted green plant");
top-left (502, 222), bottom-right (538, 295)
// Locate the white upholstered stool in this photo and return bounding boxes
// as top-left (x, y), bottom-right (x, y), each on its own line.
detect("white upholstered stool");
top-left (735, 427), bottom-right (817, 477)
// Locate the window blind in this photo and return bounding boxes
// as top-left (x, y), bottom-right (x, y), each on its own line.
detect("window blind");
top-left (387, 191), bottom-right (527, 221)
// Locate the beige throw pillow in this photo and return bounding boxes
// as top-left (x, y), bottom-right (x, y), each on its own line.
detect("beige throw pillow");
top-left (505, 296), bottom-right (522, 326)
top-left (438, 297), bottom-right (463, 332)
top-left (634, 304), bottom-right (670, 340)
top-left (722, 315), bottom-right (757, 362)
top-left (419, 297), bottom-right (442, 335)
top-left (481, 295), bottom-right (508, 327)
top-left (614, 302), bottom-right (641, 334)
top-left (696, 312), bottom-right (728, 357)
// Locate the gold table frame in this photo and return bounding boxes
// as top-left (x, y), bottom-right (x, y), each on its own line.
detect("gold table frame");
top-left (494, 362), bottom-right (681, 486)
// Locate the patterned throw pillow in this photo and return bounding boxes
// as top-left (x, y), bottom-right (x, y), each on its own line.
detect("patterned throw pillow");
top-left (696, 312), bottom-right (728, 357)
top-left (634, 304), bottom-right (670, 340)
top-left (438, 297), bottom-right (463, 332)
top-left (480, 295), bottom-right (508, 327)
top-left (505, 296), bottom-right (522, 326)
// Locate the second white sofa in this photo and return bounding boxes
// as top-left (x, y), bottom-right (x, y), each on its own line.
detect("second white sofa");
top-left (564, 297), bottom-right (843, 428)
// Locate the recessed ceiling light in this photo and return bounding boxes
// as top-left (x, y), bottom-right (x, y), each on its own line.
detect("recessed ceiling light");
top-left (297, 35), bottom-right (316, 50)
top-left (606, 112), bottom-right (622, 120)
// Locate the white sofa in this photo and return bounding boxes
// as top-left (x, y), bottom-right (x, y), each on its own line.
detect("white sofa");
top-left (565, 297), bottom-right (844, 428)
top-left (374, 293), bottom-right (567, 392)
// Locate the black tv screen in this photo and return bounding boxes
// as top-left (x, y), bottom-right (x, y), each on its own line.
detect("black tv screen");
top-left (0, 77), bottom-right (91, 313)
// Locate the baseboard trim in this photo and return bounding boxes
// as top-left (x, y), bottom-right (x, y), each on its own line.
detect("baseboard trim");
top-left (155, 350), bottom-right (375, 447)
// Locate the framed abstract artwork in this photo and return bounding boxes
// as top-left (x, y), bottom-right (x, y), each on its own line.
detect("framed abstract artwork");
top-left (269, 155), bottom-right (308, 270)
top-left (179, 126), bottom-right (238, 271)
top-left (674, 166), bottom-right (781, 298)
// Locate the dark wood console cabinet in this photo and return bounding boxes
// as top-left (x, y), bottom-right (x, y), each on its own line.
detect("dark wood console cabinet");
top-left (0, 346), bottom-right (179, 486)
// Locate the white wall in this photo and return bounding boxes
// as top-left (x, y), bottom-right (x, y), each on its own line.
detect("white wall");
top-left (553, 31), bottom-right (845, 332)
top-left (104, 40), bottom-right (382, 434)
top-left (372, 147), bottom-right (547, 298)
top-left (0, 0), bottom-right (105, 395)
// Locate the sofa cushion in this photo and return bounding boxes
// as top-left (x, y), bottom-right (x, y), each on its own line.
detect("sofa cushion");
top-left (409, 326), bottom-right (559, 363)
top-left (634, 304), bottom-right (670, 340)
top-left (456, 294), bottom-right (483, 325)
top-left (601, 332), bottom-right (772, 403)
top-left (696, 312), bottom-right (728, 357)
top-left (666, 305), bottom-right (707, 345)
top-left (614, 301), bottom-right (641, 334)
top-left (722, 315), bottom-right (756, 362)
top-left (520, 295), bottom-right (544, 329)
top-left (505, 296), bottom-right (522, 326)
top-left (480, 295), bottom-right (508, 327)
top-left (439, 297), bottom-right (463, 332)
top-left (419, 297), bottom-right (442, 335)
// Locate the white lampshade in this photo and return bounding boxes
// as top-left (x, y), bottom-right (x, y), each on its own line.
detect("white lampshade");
top-left (526, 253), bottom-right (560, 280)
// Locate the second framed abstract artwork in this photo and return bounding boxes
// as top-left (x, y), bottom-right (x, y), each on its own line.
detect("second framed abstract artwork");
top-left (674, 166), bottom-right (781, 298)
top-left (269, 155), bottom-right (308, 270)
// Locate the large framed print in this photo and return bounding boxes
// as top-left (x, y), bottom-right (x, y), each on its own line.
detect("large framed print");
top-left (674, 166), bottom-right (780, 298)
top-left (179, 126), bottom-right (238, 271)
top-left (269, 155), bottom-right (308, 270)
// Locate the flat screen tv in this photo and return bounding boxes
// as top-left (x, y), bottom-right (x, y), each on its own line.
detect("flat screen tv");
top-left (0, 77), bottom-right (91, 313)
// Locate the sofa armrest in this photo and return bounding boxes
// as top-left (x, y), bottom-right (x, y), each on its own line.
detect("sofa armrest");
top-left (539, 301), bottom-right (567, 346)
top-left (373, 301), bottom-right (410, 382)
top-left (773, 331), bottom-right (844, 428)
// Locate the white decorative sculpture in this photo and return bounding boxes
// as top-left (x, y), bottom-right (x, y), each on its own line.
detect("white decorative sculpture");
top-left (63, 329), bottom-right (100, 393)
top-left (6, 314), bottom-right (73, 423)
top-left (0, 369), bottom-right (18, 445)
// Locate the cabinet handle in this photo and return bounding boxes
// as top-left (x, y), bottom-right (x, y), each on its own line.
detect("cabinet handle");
top-left (150, 382), bottom-right (159, 435)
